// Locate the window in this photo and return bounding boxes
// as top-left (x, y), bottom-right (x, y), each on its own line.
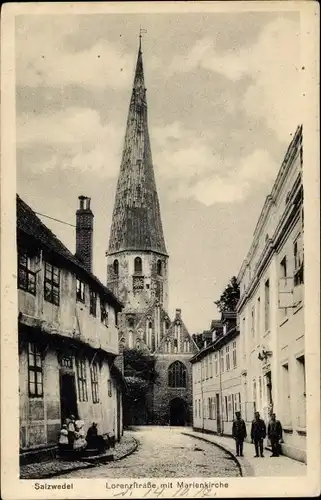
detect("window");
top-left (168, 361), bottom-right (186, 388)
top-left (205, 357), bottom-right (208, 379)
top-left (113, 259), bottom-right (119, 276)
top-left (107, 379), bottom-right (112, 397)
top-left (44, 262), bottom-right (60, 305)
top-left (214, 352), bottom-right (219, 376)
top-left (194, 400), bottom-right (197, 418)
top-left (134, 256), bottom-right (142, 274)
top-left (90, 362), bottom-right (99, 403)
top-left (296, 355), bottom-right (306, 427)
top-left (251, 305), bottom-right (256, 338)
top-left (252, 379), bottom-right (257, 411)
top-left (232, 341), bottom-right (237, 368)
top-left (257, 297), bottom-right (261, 337)
top-left (164, 340), bottom-right (171, 353)
top-left (76, 279), bottom-right (85, 303)
top-left (220, 349), bottom-right (224, 373)
top-left (280, 257), bottom-right (288, 317)
top-left (100, 301), bottom-right (108, 326)
top-left (183, 339), bottom-right (190, 353)
top-left (198, 400), bottom-right (201, 418)
top-left (157, 260), bottom-right (162, 276)
top-left (28, 343), bottom-right (43, 397)
top-left (209, 354), bottom-right (213, 378)
top-left (76, 358), bottom-right (88, 401)
top-left (282, 363), bottom-right (291, 425)
top-left (18, 252), bottom-right (36, 294)
top-left (294, 235), bottom-right (304, 286)
top-left (264, 279), bottom-right (270, 331)
top-left (227, 395), bottom-right (233, 421)
top-left (225, 345), bottom-right (230, 371)
top-left (89, 290), bottom-right (97, 316)
top-left (258, 376), bottom-right (262, 407)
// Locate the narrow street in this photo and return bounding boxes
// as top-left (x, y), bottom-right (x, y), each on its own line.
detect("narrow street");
top-left (58, 427), bottom-right (241, 478)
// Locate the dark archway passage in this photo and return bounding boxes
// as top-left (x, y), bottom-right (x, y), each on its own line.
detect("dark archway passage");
top-left (169, 398), bottom-right (187, 426)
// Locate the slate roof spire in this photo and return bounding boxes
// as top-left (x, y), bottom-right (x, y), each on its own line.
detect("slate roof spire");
top-left (108, 35), bottom-right (168, 256)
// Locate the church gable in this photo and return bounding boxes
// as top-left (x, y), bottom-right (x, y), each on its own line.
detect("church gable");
top-left (156, 308), bottom-right (198, 355)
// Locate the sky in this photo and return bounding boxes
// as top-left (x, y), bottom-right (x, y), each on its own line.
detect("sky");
top-left (15, 10), bottom-right (301, 333)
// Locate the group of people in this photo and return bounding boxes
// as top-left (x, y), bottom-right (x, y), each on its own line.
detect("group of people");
top-left (59, 417), bottom-right (105, 455)
top-left (232, 411), bottom-right (283, 458)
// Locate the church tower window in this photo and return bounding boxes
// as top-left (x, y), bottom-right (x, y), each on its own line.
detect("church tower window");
top-left (157, 259), bottom-right (162, 276)
top-left (168, 361), bottom-right (186, 388)
top-left (134, 257), bottom-right (142, 274)
top-left (128, 330), bottom-right (134, 349)
top-left (113, 259), bottom-right (119, 276)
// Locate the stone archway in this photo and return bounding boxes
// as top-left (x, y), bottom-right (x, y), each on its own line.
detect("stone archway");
top-left (169, 397), bottom-right (187, 426)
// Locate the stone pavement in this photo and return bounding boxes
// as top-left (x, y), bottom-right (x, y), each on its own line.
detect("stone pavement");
top-left (182, 430), bottom-right (307, 477)
top-left (20, 432), bottom-right (137, 479)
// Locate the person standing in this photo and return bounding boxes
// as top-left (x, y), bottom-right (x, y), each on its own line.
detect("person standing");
top-left (251, 411), bottom-right (266, 457)
top-left (232, 411), bottom-right (247, 457)
top-left (67, 414), bottom-right (76, 450)
top-left (268, 413), bottom-right (283, 457)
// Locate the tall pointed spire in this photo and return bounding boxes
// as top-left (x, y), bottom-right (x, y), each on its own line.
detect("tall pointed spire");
top-left (108, 36), bottom-right (168, 256)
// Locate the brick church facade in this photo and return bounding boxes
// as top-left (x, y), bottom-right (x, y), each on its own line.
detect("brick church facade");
top-left (106, 37), bottom-right (198, 425)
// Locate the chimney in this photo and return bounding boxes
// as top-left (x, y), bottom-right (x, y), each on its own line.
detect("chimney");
top-left (76, 195), bottom-right (94, 273)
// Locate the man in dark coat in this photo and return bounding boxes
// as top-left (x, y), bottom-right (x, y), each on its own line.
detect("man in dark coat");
top-left (268, 413), bottom-right (283, 457)
top-left (251, 411), bottom-right (266, 457)
top-left (232, 411), bottom-right (247, 457)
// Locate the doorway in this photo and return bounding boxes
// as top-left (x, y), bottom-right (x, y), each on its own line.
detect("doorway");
top-left (60, 372), bottom-right (78, 423)
top-left (169, 398), bottom-right (187, 426)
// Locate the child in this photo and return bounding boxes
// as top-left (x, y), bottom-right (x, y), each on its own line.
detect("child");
top-left (74, 420), bottom-right (87, 451)
top-left (58, 424), bottom-right (69, 455)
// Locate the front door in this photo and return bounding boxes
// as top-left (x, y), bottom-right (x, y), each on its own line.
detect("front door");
top-left (60, 372), bottom-right (78, 423)
top-left (216, 394), bottom-right (221, 434)
top-left (169, 398), bottom-right (186, 426)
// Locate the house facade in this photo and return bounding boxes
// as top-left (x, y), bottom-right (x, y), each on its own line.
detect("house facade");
top-left (237, 125), bottom-right (305, 462)
top-left (191, 312), bottom-right (242, 436)
top-left (18, 195), bottom-right (125, 463)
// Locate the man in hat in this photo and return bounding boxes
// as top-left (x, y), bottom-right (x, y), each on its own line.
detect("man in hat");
top-left (268, 413), bottom-right (283, 457)
top-left (232, 411), bottom-right (247, 457)
top-left (251, 411), bottom-right (266, 457)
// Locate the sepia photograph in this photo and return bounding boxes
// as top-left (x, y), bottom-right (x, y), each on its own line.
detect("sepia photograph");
top-left (1, 1), bottom-right (320, 498)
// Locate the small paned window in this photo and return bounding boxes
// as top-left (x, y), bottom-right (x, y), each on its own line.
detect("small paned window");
top-left (89, 290), bottom-right (97, 316)
top-left (76, 358), bottom-right (88, 401)
top-left (18, 252), bottom-right (36, 294)
top-left (90, 362), bottom-right (99, 404)
top-left (157, 260), bottom-right (162, 276)
top-left (44, 262), bottom-right (60, 305)
top-left (100, 302), bottom-right (109, 326)
top-left (28, 343), bottom-right (43, 397)
top-left (76, 279), bottom-right (85, 303)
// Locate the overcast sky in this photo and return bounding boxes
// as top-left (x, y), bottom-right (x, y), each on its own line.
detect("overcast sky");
top-left (16, 11), bottom-right (301, 333)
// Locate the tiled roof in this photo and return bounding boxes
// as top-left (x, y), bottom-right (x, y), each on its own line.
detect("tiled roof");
top-left (17, 195), bottom-right (123, 310)
top-left (107, 44), bottom-right (167, 256)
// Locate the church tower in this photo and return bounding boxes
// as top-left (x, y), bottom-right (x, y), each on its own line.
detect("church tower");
top-left (107, 36), bottom-right (169, 352)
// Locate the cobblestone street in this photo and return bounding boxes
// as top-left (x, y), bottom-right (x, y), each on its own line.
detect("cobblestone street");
top-left (58, 427), bottom-right (241, 479)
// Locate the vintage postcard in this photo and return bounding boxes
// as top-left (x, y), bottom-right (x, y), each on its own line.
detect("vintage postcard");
top-left (1, 1), bottom-right (320, 498)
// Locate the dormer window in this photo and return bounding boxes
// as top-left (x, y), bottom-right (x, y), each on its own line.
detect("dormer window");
top-left (134, 256), bottom-right (142, 274)
top-left (113, 259), bottom-right (119, 277)
top-left (157, 259), bottom-right (162, 276)
top-left (76, 279), bottom-right (85, 303)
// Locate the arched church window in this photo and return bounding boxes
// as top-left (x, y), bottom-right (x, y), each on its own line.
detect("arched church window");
top-left (113, 259), bottom-right (119, 276)
top-left (157, 260), bottom-right (162, 276)
top-left (136, 339), bottom-right (140, 350)
top-left (148, 321), bottom-right (153, 329)
top-left (184, 339), bottom-right (190, 353)
top-left (134, 257), bottom-right (142, 274)
top-left (168, 361), bottom-right (186, 388)
top-left (173, 338), bottom-right (178, 353)
top-left (120, 337), bottom-right (126, 347)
